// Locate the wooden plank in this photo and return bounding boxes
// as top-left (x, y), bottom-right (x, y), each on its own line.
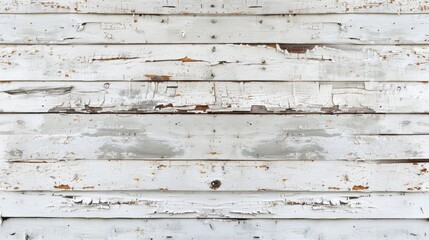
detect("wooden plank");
top-left (1, 191), bottom-right (428, 218)
top-left (2, 0), bottom-right (429, 14)
top-left (2, 81), bottom-right (429, 113)
top-left (1, 45), bottom-right (427, 81)
top-left (2, 160), bottom-right (428, 192)
top-left (1, 114), bottom-right (429, 161)
top-left (1, 219), bottom-right (428, 240)
top-left (1, 14), bottom-right (429, 44)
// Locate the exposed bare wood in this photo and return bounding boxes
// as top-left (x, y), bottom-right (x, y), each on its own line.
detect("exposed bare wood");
top-left (1, 14), bottom-right (429, 44)
top-left (2, 0), bottom-right (429, 14)
top-left (1, 45), bottom-right (428, 81)
top-left (2, 81), bottom-right (429, 113)
top-left (1, 114), bottom-right (429, 161)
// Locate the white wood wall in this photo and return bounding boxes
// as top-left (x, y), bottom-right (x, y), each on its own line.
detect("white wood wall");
top-left (1, 0), bottom-right (429, 239)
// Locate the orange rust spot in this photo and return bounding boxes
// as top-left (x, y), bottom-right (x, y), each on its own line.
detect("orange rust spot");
top-left (328, 187), bottom-right (340, 190)
top-left (352, 185), bottom-right (369, 191)
top-left (82, 186), bottom-right (94, 189)
top-left (54, 184), bottom-right (71, 190)
top-left (180, 56), bottom-right (199, 62)
top-left (194, 105), bottom-right (209, 111)
top-left (144, 74), bottom-right (172, 81)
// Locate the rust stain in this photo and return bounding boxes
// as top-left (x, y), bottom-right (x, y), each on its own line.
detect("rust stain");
top-left (352, 185), bottom-right (369, 191)
top-left (194, 105), bottom-right (209, 111)
top-left (144, 74), bottom-right (172, 81)
top-left (54, 184), bottom-right (72, 190)
top-left (421, 167), bottom-right (428, 173)
top-left (180, 56), bottom-right (202, 62)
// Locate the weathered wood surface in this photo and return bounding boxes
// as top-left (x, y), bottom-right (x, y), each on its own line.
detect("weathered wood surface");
top-left (1, 114), bottom-right (429, 161)
top-left (1, 45), bottom-right (428, 81)
top-left (1, 219), bottom-right (428, 240)
top-left (2, 0), bottom-right (429, 14)
top-left (2, 81), bottom-right (429, 113)
top-left (1, 14), bottom-right (429, 44)
top-left (2, 160), bottom-right (428, 192)
top-left (1, 191), bottom-right (428, 218)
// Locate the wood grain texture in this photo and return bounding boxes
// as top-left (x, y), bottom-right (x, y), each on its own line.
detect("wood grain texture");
top-left (1, 45), bottom-right (428, 81)
top-left (1, 114), bottom-right (429, 161)
top-left (2, 0), bottom-right (429, 14)
top-left (2, 160), bottom-right (428, 192)
top-left (1, 191), bottom-right (428, 218)
top-left (1, 218), bottom-right (428, 240)
top-left (1, 14), bottom-right (429, 44)
top-left (2, 81), bottom-right (429, 113)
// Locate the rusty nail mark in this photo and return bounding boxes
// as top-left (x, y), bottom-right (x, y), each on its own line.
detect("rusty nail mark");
top-left (210, 180), bottom-right (221, 190)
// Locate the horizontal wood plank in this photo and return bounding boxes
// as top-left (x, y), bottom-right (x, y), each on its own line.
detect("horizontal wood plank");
top-left (1, 191), bottom-right (428, 218)
top-left (1, 114), bottom-right (429, 161)
top-left (1, 219), bottom-right (428, 239)
top-left (2, 0), bottom-right (429, 14)
top-left (2, 160), bottom-right (428, 192)
top-left (2, 81), bottom-right (429, 113)
top-left (1, 14), bottom-right (429, 44)
top-left (1, 45), bottom-right (428, 81)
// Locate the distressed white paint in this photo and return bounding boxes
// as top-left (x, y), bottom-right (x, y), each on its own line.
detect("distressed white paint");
top-left (1, 81), bottom-right (429, 113)
top-left (1, 191), bottom-right (428, 218)
top-left (1, 114), bottom-right (429, 161)
top-left (1, 14), bottom-right (429, 44)
top-left (2, 160), bottom-right (428, 192)
top-left (1, 218), bottom-right (428, 240)
top-left (1, 0), bottom-right (427, 237)
top-left (1, 45), bottom-right (428, 81)
top-left (2, 0), bottom-right (428, 14)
